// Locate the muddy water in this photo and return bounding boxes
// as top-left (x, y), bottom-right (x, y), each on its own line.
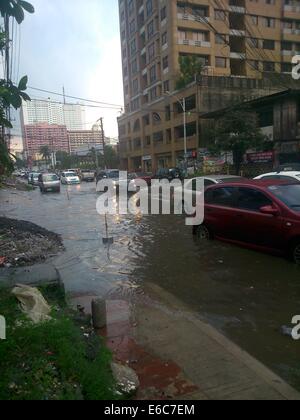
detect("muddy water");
top-left (0, 183), bottom-right (299, 389)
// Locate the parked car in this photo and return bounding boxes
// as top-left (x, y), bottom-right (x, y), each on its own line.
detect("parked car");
top-left (155, 168), bottom-right (183, 181)
top-left (96, 169), bottom-right (119, 185)
top-left (28, 173), bottom-right (41, 186)
top-left (81, 170), bottom-right (95, 182)
top-left (193, 180), bottom-right (300, 265)
top-left (254, 171), bottom-right (300, 183)
top-left (177, 175), bottom-right (246, 214)
top-left (131, 172), bottom-right (153, 186)
top-left (61, 171), bottom-right (81, 185)
top-left (38, 173), bottom-right (60, 193)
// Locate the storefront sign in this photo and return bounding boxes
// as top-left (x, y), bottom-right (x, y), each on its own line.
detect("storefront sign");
top-left (247, 152), bottom-right (274, 164)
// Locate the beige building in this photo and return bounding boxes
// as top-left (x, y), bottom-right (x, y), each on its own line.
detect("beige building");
top-left (117, 0), bottom-right (300, 172)
top-left (68, 127), bottom-right (104, 154)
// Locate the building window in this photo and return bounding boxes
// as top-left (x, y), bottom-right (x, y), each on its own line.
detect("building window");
top-left (146, 0), bottom-right (153, 17)
top-left (215, 9), bottom-right (226, 21)
top-left (130, 39), bottom-right (137, 55)
top-left (161, 6), bottom-right (166, 21)
top-left (162, 56), bottom-right (169, 70)
top-left (148, 43), bottom-right (155, 61)
top-left (281, 62), bottom-right (292, 73)
top-left (250, 15), bottom-right (258, 25)
top-left (163, 80), bottom-right (170, 94)
top-left (150, 87), bottom-right (158, 101)
top-left (149, 65), bottom-right (157, 83)
top-left (147, 20), bottom-right (154, 39)
top-left (131, 58), bottom-right (138, 74)
top-left (248, 37), bottom-right (259, 48)
top-left (132, 79), bottom-right (139, 95)
top-left (263, 61), bottom-right (275, 72)
top-left (263, 39), bottom-right (275, 50)
top-left (263, 17), bottom-right (275, 28)
top-left (128, 0), bottom-right (134, 15)
top-left (129, 19), bottom-right (136, 35)
top-left (215, 34), bottom-right (226, 44)
top-left (215, 57), bottom-right (227, 68)
top-left (248, 60), bottom-right (259, 70)
top-left (162, 32), bottom-right (167, 45)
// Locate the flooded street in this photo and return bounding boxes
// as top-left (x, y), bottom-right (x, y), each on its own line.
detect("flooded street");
top-left (1, 183), bottom-right (300, 389)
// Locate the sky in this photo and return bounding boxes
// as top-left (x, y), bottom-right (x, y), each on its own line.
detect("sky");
top-left (14, 0), bottom-right (123, 138)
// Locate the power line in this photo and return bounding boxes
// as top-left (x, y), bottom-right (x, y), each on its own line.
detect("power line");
top-left (27, 86), bottom-right (123, 108)
top-left (29, 96), bottom-right (124, 111)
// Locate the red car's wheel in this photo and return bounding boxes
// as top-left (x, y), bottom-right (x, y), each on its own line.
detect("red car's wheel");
top-left (194, 224), bottom-right (211, 240)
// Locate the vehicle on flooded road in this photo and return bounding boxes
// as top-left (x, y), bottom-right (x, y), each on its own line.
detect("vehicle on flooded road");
top-left (28, 172), bottom-right (41, 186)
top-left (81, 170), bottom-right (95, 182)
top-left (254, 171), bottom-right (300, 183)
top-left (193, 180), bottom-right (300, 264)
top-left (38, 173), bottom-right (61, 193)
top-left (60, 171), bottom-right (81, 185)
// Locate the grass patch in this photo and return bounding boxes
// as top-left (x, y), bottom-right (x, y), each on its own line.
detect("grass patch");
top-left (0, 287), bottom-right (119, 400)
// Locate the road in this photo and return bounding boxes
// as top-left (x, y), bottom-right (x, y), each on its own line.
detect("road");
top-left (0, 182), bottom-right (300, 390)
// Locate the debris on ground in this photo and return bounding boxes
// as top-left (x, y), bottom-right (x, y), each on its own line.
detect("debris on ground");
top-left (111, 362), bottom-right (140, 397)
top-left (12, 285), bottom-right (51, 323)
top-left (0, 177), bottom-right (34, 191)
top-left (0, 217), bottom-right (64, 267)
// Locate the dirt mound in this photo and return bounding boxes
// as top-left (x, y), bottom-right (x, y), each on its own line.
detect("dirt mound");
top-left (0, 218), bottom-right (64, 267)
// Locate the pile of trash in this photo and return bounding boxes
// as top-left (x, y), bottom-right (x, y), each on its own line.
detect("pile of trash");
top-left (0, 217), bottom-right (64, 268)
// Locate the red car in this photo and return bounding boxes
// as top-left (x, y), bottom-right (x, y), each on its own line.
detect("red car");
top-left (193, 180), bottom-right (300, 264)
top-left (130, 172), bottom-right (152, 186)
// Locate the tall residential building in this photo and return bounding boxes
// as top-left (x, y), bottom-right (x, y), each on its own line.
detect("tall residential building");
top-left (24, 123), bottom-right (70, 159)
top-left (117, 0), bottom-right (300, 172)
top-left (68, 127), bottom-right (105, 154)
top-left (21, 99), bottom-right (86, 130)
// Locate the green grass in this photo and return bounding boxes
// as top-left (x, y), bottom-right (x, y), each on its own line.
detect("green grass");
top-left (0, 287), bottom-right (119, 400)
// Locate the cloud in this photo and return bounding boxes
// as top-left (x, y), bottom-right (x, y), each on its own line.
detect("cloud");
top-left (17, 0), bottom-right (123, 137)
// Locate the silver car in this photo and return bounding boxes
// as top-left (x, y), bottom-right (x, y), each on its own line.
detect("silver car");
top-left (38, 173), bottom-right (61, 193)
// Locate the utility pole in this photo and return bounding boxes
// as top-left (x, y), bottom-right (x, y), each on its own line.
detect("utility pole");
top-left (98, 117), bottom-right (105, 169)
top-left (3, 13), bottom-right (11, 149)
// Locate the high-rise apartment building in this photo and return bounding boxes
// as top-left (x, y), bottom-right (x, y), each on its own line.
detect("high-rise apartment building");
top-left (118, 0), bottom-right (300, 171)
top-left (68, 127), bottom-right (105, 154)
top-left (24, 123), bottom-right (70, 159)
top-left (22, 99), bottom-right (86, 131)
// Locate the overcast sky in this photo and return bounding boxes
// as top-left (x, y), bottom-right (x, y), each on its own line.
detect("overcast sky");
top-left (15, 0), bottom-right (123, 137)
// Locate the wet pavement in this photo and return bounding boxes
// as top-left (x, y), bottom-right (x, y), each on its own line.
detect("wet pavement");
top-left (0, 183), bottom-right (299, 390)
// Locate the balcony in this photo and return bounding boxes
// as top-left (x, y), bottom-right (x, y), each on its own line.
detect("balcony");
top-left (230, 52), bottom-right (245, 59)
top-left (178, 39), bottom-right (211, 48)
top-left (177, 13), bottom-right (209, 24)
top-left (229, 6), bottom-right (245, 13)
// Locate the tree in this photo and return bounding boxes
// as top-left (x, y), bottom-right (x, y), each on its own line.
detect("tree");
top-left (40, 145), bottom-right (51, 164)
top-left (176, 55), bottom-right (204, 90)
top-left (208, 107), bottom-right (268, 175)
top-left (0, 0), bottom-right (34, 175)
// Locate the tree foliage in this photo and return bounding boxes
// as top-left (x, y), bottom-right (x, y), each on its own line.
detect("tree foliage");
top-left (176, 55), bottom-right (204, 90)
top-left (40, 145), bottom-right (51, 163)
top-left (0, 0), bottom-right (35, 24)
top-left (208, 107), bottom-right (268, 175)
top-left (0, 0), bottom-right (34, 175)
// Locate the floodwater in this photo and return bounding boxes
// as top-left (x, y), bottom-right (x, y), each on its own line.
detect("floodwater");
top-left (0, 183), bottom-right (300, 389)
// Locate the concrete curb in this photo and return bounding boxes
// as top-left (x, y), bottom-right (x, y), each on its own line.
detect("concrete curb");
top-left (146, 283), bottom-right (300, 401)
top-left (0, 263), bottom-right (62, 288)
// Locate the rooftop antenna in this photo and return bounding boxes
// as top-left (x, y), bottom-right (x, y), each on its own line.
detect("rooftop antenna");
top-left (63, 86), bottom-right (66, 105)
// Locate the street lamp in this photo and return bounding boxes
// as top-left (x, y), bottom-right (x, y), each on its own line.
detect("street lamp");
top-left (165, 91), bottom-right (187, 172)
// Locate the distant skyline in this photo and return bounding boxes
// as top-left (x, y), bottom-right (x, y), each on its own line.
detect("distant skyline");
top-left (13, 0), bottom-right (123, 138)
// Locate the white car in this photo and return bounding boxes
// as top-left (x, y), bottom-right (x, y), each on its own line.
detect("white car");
top-left (61, 171), bottom-right (81, 185)
top-left (254, 171), bottom-right (300, 183)
top-left (175, 175), bottom-right (245, 214)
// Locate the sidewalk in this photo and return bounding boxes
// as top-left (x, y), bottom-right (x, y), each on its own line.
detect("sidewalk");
top-left (71, 283), bottom-right (300, 401)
